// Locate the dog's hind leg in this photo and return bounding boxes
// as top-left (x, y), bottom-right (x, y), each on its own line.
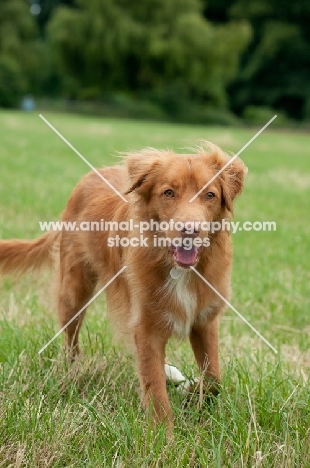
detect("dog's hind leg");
top-left (57, 260), bottom-right (97, 357)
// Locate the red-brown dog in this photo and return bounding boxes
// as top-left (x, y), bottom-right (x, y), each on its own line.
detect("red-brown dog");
top-left (0, 142), bottom-right (247, 431)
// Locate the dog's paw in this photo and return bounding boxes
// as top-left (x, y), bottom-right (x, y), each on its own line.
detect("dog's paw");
top-left (165, 363), bottom-right (186, 383)
top-left (164, 364), bottom-right (220, 397)
top-left (178, 377), bottom-right (220, 397)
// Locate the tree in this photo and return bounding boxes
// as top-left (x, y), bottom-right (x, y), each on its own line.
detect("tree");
top-left (46, 0), bottom-right (251, 112)
top-left (30, 0), bottom-right (74, 33)
top-left (0, 0), bottom-right (41, 107)
top-left (204, 0), bottom-right (310, 119)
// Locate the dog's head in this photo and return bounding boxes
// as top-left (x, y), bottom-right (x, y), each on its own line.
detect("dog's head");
top-left (125, 143), bottom-right (247, 268)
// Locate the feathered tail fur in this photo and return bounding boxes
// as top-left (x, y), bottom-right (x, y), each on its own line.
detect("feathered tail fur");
top-left (0, 231), bottom-right (60, 276)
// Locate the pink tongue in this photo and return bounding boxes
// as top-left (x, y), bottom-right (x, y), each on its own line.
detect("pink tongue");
top-left (175, 246), bottom-right (198, 265)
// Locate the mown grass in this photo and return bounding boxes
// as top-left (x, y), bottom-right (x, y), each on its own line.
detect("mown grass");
top-left (0, 110), bottom-right (309, 467)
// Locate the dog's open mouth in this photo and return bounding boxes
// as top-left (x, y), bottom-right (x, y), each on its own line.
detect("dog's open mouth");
top-left (169, 245), bottom-right (203, 268)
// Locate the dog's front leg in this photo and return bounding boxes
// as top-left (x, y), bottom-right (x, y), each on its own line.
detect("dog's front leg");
top-left (134, 326), bottom-right (173, 431)
top-left (189, 316), bottom-right (221, 393)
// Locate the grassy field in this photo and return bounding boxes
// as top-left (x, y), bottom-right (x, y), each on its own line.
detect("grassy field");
top-left (0, 110), bottom-right (309, 467)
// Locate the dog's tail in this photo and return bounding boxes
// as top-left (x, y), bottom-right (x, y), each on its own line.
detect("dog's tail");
top-left (0, 231), bottom-right (60, 276)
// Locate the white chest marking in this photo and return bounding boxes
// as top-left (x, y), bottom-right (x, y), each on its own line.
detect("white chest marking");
top-left (165, 276), bottom-right (197, 338)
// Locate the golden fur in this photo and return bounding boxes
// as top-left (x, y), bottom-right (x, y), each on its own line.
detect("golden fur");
top-left (0, 142), bottom-right (247, 431)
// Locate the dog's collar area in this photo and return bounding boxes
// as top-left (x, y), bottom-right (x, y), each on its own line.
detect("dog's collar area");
top-left (170, 267), bottom-right (183, 279)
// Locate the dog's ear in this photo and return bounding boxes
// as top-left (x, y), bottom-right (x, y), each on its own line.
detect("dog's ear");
top-left (220, 157), bottom-right (248, 214)
top-left (203, 146), bottom-right (248, 214)
top-left (125, 151), bottom-right (162, 197)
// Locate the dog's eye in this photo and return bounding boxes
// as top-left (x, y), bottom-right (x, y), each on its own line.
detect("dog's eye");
top-left (164, 189), bottom-right (175, 198)
top-left (205, 192), bottom-right (215, 200)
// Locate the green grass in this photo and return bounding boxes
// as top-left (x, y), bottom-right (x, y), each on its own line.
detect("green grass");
top-left (0, 110), bottom-right (309, 467)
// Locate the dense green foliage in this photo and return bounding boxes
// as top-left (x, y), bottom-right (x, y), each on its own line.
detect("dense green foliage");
top-left (0, 0), bottom-right (310, 121)
top-left (210, 0), bottom-right (310, 119)
top-left (0, 0), bottom-right (41, 107)
top-left (46, 0), bottom-right (250, 118)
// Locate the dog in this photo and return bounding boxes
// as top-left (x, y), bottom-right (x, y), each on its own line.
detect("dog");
top-left (0, 142), bottom-right (247, 431)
